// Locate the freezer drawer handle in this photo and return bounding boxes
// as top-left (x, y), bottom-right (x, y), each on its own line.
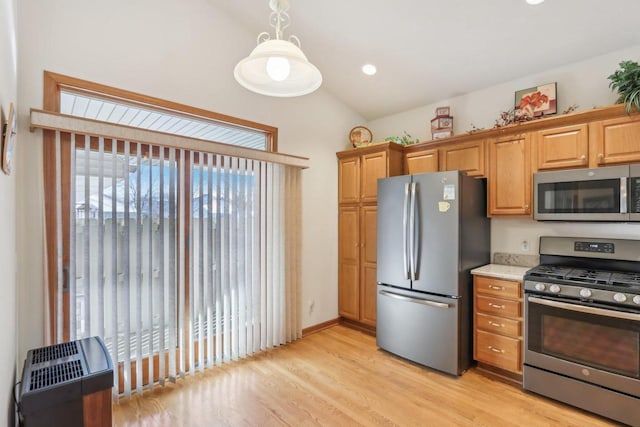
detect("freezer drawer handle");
top-left (379, 290), bottom-right (450, 309)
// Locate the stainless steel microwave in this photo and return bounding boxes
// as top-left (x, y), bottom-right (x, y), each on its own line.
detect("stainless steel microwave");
top-left (533, 164), bottom-right (640, 221)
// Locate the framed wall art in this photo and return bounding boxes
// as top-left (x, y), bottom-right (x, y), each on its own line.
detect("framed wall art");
top-left (515, 82), bottom-right (557, 119)
top-left (349, 125), bottom-right (372, 148)
top-left (2, 102), bottom-right (17, 175)
top-left (435, 106), bottom-right (450, 117)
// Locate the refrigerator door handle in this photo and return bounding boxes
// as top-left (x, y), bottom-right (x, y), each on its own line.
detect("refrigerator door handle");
top-left (409, 182), bottom-right (417, 280)
top-left (403, 182), bottom-right (410, 280)
top-left (379, 290), bottom-right (450, 309)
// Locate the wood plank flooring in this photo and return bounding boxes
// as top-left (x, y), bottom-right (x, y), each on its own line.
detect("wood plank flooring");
top-left (113, 325), bottom-right (620, 426)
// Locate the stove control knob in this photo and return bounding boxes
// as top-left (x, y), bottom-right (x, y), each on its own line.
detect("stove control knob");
top-left (579, 289), bottom-right (592, 298)
top-left (613, 293), bottom-right (627, 303)
top-left (549, 284), bottom-right (561, 294)
top-left (534, 283), bottom-right (546, 292)
top-left (633, 295), bottom-right (640, 305)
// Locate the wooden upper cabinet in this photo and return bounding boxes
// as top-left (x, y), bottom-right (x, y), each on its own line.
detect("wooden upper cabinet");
top-left (405, 149), bottom-right (439, 175)
top-left (488, 134), bottom-right (531, 216)
top-left (440, 139), bottom-right (486, 177)
top-left (337, 143), bottom-right (402, 205)
top-left (338, 156), bottom-right (360, 204)
top-left (360, 151), bottom-right (388, 203)
top-left (590, 114), bottom-right (640, 166)
top-left (535, 124), bottom-right (589, 171)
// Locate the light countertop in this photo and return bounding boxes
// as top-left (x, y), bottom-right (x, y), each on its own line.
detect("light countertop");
top-left (470, 264), bottom-right (531, 281)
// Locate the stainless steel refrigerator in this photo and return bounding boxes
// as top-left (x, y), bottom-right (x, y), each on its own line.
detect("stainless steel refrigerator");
top-left (376, 171), bottom-right (490, 375)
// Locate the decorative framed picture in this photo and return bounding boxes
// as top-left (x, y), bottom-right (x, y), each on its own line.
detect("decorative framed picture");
top-left (432, 130), bottom-right (453, 140)
top-left (435, 106), bottom-right (450, 117)
top-left (431, 116), bottom-right (453, 130)
top-left (515, 82), bottom-right (557, 118)
top-left (349, 126), bottom-right (372, 148)
top-left (2, 102), bottom-right (17, 175)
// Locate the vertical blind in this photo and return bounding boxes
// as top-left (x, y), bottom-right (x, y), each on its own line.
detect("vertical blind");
top-left (52, 131), bottom-right (302, 398)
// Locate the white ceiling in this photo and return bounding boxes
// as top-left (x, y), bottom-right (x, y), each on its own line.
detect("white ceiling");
top-left (215, 0), bottom-right (640, 120)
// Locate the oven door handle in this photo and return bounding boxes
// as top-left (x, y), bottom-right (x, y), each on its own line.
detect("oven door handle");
top-left (528, 296), bottom-right (640, 321)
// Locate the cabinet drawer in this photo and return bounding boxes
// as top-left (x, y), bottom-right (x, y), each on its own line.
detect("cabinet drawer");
top-left (476, 295), bottom-right (521, 318)
top-left (475, 276), bottom-right (521, 299)
top-left (475, 312), bottom-right (521, 337)
top-left (475, 330), bottom-right (522, 373)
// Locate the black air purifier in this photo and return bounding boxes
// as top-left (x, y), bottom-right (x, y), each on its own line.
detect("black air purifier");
top-left (18, 336), bottom-right (114, 427)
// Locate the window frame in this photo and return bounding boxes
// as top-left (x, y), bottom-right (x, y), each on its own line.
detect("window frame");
top-left (42, 71), bottom-right (279, 386)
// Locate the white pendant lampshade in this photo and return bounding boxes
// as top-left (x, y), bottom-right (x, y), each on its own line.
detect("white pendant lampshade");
top-left (234, 0), bottom-right (322, 97)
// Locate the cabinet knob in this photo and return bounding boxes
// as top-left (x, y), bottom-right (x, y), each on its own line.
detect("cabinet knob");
top-left (580, 154), bottom-right (586, 161)
top-left (598, 153), bottom-right (604, 158)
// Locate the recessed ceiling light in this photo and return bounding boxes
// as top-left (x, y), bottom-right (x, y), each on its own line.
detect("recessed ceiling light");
top-left (526, 0), bottom-right (544, 4)
top-left (362, 64), bottom-right (377, 76)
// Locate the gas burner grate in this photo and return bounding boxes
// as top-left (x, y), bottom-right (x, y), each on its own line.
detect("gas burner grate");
top-left (565, 269), bottom-right (612, 284)
top-left (610, 272), bottom-right (640, 287)
top-left (527, 265), bottom-right (572, 279)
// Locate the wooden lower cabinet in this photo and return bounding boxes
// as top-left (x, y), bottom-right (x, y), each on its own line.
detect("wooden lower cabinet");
top-left (473, 275), bottom-right (523, 380)
top-left (337, 204), bottom-right (378, 328)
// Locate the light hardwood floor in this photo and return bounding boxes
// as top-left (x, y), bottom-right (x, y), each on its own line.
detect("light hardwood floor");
top-left (113, 325), bottom-right (619, 426)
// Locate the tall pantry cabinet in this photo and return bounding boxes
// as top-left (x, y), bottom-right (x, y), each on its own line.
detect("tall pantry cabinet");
top-left (337, 143), bottom-right (403, 331)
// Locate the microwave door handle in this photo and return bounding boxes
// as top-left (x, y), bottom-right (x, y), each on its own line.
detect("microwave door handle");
top-left (403, 182), bottom-right (409, 280)
top-left (621, 177), bottom-right (628, 214)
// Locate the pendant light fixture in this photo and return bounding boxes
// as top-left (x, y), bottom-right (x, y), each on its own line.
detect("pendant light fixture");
top-left (234, 0), bottom-right (322, 97)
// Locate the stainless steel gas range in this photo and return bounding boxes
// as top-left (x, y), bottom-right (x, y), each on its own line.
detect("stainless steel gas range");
top-left (523, 236), bottom-right (640, 427)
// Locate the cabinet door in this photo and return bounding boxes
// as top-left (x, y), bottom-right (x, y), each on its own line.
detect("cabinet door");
top-left (360, 206), bottom-right (378, 326)
top-left (535, 124), bottom-right (588, 170)
top-left (361, 151), bottom-right (388, 203)
top-left (338, 156), bottom-right (360, 204)
top-left (440, 139), bottom-right (486, 177)
top-left (405, 149), bottom-right (439, 175)
top-left (488, 134), bottom-right (532, 216)
top-left (591, 114), bottom-right (640, 166)
top-left (338, 206), bottom-right (360, 319)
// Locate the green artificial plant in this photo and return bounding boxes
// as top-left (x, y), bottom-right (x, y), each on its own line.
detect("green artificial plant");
top-left (608, 60), bottom-right (640, 113)
top-left (385, 131), bottom-right (420, 146)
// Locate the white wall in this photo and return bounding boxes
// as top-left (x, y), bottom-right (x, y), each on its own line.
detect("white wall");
top-left (0, 0), bottom-right (18, 423)
top-left (367, 45), bottom-right (640, 257)
top-left (17, 0), bottom-right (363, 360)
top-left (368, 45), bottom-right (640, 143)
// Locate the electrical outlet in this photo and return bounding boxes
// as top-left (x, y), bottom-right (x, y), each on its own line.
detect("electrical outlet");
top-left (521, 240), bottom-right (530, 252)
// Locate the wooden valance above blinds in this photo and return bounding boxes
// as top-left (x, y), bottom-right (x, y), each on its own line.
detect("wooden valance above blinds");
top-left (30, 109), bottom-right (310, 169)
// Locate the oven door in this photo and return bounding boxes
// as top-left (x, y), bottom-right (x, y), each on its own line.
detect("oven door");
top-left (524, 294), bottom-right (640, 398)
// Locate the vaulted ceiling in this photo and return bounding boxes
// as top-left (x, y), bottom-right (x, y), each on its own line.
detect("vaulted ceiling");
top-left (215, 0), bottom-right (640, 120)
